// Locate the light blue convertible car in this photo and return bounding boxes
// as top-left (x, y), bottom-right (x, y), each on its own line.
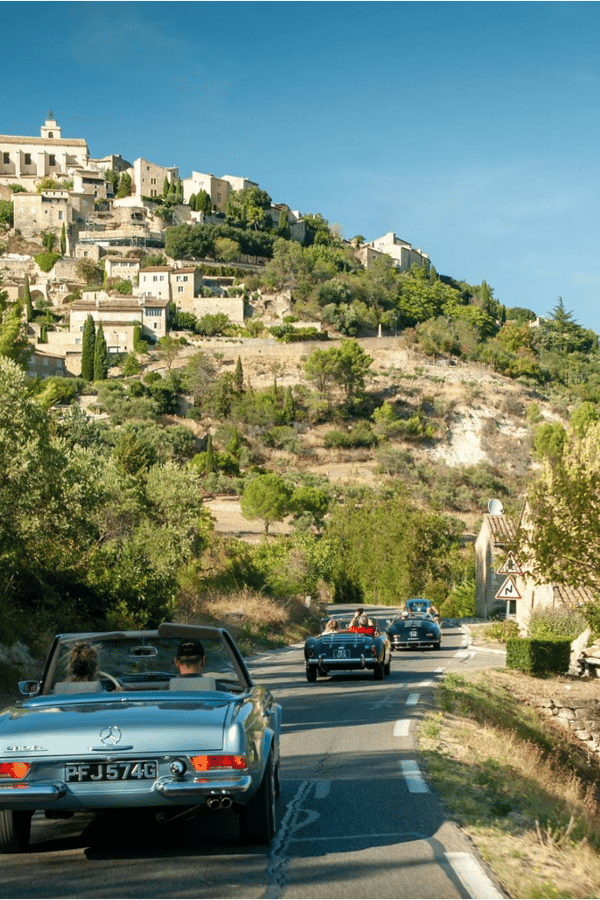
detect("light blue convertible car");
top-left (0, 622), bottom-right (281, 852)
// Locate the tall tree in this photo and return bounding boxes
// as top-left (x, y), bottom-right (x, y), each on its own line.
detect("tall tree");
top-left (0, 302), bottom-right (31, 367)
top-left (522, 422), bottom-right (600, 594)
top-left (60, 222), bottom-right (66, 256)
top-left (234, 356), bottom-right (244, 393)
top-left (94, 321), bottom-right (109, 381)
top-left (81, 314), bottom-right (96, 381)
top-left (23, 275), bottom-right (33, 322)
top-left (117, 172), bottom-right (132, 198)
top-left (162, 176), bottom-right (170, 199)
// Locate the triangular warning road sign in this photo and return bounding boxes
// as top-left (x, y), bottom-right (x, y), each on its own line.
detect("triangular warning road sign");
top-left (497, 552), bottom-right (523, 576)
top-left (495, 576), bottom-right (521, 600)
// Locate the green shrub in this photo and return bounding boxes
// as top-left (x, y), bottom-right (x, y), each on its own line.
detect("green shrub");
top-left (324, 423), bottom-right (378, 449)
top-left (34, 251), bottom-right (61, 272)
top-left (484, 619), bottom-right (520, 643)
top-left (506, 637), bottom-right (571, 675)
top-left (528, 607), bottom-right (588, 640)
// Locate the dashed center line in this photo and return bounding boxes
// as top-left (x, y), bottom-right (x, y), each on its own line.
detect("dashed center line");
top-left (393, 719), bottom-right (411, 737)
top-left (399, 759), bottom-right (429, 793)
top-left (405, 693), bottom-right (419, 706)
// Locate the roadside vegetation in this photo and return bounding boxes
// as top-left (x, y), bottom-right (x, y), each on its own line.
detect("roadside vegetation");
top-left (419, 669), bottom-right (600, 899)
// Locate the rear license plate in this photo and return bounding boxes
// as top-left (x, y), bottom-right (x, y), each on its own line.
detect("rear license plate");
top-left (409, 631), bottom-right (418, 639)
top-left (65, 760), bottom-right (158, 782)
top-left (334, 648), bottom-right (349, 659)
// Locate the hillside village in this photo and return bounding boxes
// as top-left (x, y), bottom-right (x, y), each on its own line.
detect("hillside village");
top-left (0, 112), bottom-right (430, 379)
top-left (3, 111), bottom-right (600, 657)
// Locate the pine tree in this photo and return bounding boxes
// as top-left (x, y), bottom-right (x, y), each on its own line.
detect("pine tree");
top-left (60, 222), bottom-right (66, 256)
top-left (23, 275), bottom-right (33, 323)
top-left (94, 322), bottom-right (109, 381)
top-left (234, 356), bottom-right (244, 392)
top-left (81, 314), bottom-right (96, 381)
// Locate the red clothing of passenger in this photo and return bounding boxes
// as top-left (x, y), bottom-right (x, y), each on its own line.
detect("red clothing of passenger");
top-left (350, 625), bottom-right (375, 635)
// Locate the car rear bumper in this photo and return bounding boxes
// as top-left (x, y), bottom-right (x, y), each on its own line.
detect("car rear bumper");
top-left (306, 654), bottom-right (378, 670)
top-left (0, 775), bottom-right (253, 810)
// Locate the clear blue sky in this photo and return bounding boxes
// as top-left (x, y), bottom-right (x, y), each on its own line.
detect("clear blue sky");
top-left (4, 2), bottom-right (600, 334)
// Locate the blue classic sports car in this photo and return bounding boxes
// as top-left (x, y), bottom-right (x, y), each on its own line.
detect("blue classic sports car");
top-left (386, 609), bottom-right (442, 651)
top-left (304, 616), bottom-right (391, 681)
top-left (0, 622), bottom-right (281, 852)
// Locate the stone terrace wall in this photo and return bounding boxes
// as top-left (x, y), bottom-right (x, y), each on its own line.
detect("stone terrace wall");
top-left (533, 696), bottom-right (600, 756)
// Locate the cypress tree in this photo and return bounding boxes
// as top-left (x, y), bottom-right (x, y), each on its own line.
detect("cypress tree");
top-left (81, 314), bottom-right (96, 381)
top-left (188, 193), bottom-right (196, 210)
top-left (283, 386), bottom-right (295, 424)
top-left (60, 222), bottom-right (66, 256)
top-left (163, 176), bottom-right (170, 199)
top-left (23, 275), bottom-right (33, 323)
top-left (94, 322), bottom-right (109, 381)
top-left (234, 356), bottom-right (244, 392)
top-left (204, 434), bottom-right (216, 474)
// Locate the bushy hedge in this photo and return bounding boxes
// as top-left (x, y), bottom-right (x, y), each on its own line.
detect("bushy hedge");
top-left (506, 637), bottom-right (571, 675)
top-left (34, 251), bottom-right (61, 272)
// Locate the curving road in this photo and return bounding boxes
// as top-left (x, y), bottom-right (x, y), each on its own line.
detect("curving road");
top-left (0, 609), bottom-right (507, 899)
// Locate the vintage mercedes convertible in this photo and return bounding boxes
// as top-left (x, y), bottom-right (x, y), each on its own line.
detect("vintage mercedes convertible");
top-left (0, 622), bottom-right (281, 852)
top-left (304, 617), bottom-right (391, 682)
top-left (386, 610), bottom-right (442, 651)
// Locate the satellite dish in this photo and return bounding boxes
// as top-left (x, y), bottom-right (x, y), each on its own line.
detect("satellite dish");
top-left (488, 499), bottom-right (504, 515)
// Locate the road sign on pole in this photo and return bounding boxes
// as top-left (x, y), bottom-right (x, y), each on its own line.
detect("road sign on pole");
top-left (495, 576), bottom-right (521, 600)
top-left (497, 552), bottom-right (523, 575)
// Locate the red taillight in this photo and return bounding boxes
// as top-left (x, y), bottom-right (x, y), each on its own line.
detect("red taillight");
top-left (190, 755), bottom-right (247, 772)
top-left (0, 762), bottom-right (30, 779)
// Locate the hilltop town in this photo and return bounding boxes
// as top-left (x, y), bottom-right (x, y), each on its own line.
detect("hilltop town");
top-left (0, 111), bottom-right (431, 378)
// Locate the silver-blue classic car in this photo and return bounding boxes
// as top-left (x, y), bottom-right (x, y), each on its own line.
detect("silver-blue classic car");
top-left (304, 616), bottom-right (392, 682)
top-left (0, 622), bottom-right (281, 852)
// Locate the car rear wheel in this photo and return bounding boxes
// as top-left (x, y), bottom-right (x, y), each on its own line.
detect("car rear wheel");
top-left (384, 658), bottom-right (391, 676)
top-left (306, 666), bottom-right (317, 682)
top-left (374, 661), bottom-right (384, 680)
top-left (0, 810), bottom-right (32, 853)
top-left (433, 641), bottom-right (441, 650)
top-left (239, 753), bottom-right (276, 845)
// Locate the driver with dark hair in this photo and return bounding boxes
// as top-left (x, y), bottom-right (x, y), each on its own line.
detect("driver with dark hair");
top-left (174, 638), bottom-right (206, 675)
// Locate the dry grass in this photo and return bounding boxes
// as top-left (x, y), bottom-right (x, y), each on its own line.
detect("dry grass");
top-left (420, 670), bottom-right (600, 899)
top-left (175, 587), bottom-right (327, 655)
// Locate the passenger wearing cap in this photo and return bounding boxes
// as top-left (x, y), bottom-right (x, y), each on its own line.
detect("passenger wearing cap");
top-left (174, 638), bottom-right (206, 675)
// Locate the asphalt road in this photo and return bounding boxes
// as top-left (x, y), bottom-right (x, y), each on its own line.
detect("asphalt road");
top-left (0, 609), bottom-right (507, 899)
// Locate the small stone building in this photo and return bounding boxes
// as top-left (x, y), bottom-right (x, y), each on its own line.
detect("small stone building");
top-left (475, 512), bottom-right (517, 618)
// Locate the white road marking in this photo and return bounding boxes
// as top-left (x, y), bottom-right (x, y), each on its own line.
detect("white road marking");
top-left (314, 780), bottom-right (331, 799)
top-left (446, 851), bottom-right (504, 899)
top-left (417, 679), bottom-right (434, 687)
top-left (434, 666), bottom-right (444, 673)
top-left (399, 759), bottom-right (430, 793)
top-left (454, 650), bottom-right (476, 659)
top-left (393, 719), bottom-right (411, 737)
top-left (405, 693), bottom-right (419, 706)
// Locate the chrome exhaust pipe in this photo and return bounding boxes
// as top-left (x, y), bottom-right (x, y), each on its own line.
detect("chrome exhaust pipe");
top-left (207, 796), bottom-right (222, 810)
top-left (220, 796), bottom-right (233, 809)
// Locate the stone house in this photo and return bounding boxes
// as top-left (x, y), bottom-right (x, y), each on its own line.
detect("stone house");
top-left (26, 347), bottom-right (67, 380)
top-left (0, 112), bottom-right (89, 190)
top-left (475, 512), bottom-right (517, 619)
top-left (104, 256), bottom-right (141, 283)
top-left (475, 504), bottom-right (597, 631)
top-left (183, 171), bottom-right (231, 213)
top-left (130, 158), bottom-right (179, 199)
top-left (361, 232), bottom-right (431, 274)
top-left (13, 189), bottom-right (94, 242)
top-left (70, 291), bottom-right (170, 350)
